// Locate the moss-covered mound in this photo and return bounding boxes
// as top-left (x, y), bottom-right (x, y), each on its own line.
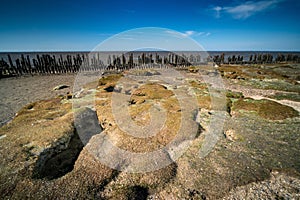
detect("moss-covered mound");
top-left (98, 74), bottom-right (123, 86)
top-left (232, 98), bottom-right (299, 120)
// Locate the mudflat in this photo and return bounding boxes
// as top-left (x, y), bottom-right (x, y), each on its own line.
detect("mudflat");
top-left (0, 64), bottom-right (300, 199)
top-left (0, 74), bottom-right (75, 126)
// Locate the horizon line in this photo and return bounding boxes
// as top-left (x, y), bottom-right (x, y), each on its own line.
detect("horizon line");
top-left (0, 50), bottom-right (300, 53)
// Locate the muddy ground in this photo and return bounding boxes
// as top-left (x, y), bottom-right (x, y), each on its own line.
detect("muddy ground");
top-left (0, 74), bottom-right (75, 126)
top-left (0, 64), bottom-right (299, 199)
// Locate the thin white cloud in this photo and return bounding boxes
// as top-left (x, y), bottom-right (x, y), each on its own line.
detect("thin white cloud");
top-left (212, 0), bottom-right (283, 19)
top-left (182, 30), bottom-right (196, 37)
top-left (176, 31), bottom-right (210, 37)
top-left (164, 30), bottom-right (211, 38)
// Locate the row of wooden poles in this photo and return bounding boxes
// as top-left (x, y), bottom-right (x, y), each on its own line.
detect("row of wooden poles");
top-left (0, 53), bottom-right (191, 77)
top-left (212, 53), bottom-right (300, 65)
top-left (0, 54), bottom-right (85, 77)
top-left (0, 52), bottom-right (299, 78)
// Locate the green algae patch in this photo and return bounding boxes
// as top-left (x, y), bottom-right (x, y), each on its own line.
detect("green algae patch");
top-left (232, 98), bottom-right (299, 120)
top-left (268, 92), bottom-right (300, 102)
top-left (226, 90), bottom-right (244, 99)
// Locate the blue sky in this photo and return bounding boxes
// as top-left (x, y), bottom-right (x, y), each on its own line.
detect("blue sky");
top-left (0, 0), bottom-right (299, 51)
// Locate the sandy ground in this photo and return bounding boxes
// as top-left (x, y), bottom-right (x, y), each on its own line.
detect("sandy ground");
top-left (0, 74), bottom-right (76, 126)
top-left (1, 74), bottom-right (299, 127)
top-left (0, 69), bottom-right (299, 199)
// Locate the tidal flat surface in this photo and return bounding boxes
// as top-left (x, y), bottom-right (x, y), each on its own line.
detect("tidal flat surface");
top-left (0, 64), bottom-right (299, 199)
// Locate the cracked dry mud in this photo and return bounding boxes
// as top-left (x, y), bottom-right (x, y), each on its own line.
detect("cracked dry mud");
top-left (0, 64), bottom-right (299, 199)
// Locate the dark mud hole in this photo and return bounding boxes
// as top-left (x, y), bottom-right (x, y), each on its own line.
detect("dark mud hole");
top-left (32, 107), bottom-right (103, 180)
top-left (32, 129), bottom-right (84, 180)
top-left (126, 186), bottom-right (149, 200)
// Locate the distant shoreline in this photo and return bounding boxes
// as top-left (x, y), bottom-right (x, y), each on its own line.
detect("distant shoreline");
top-left (1, 50), bottom-right (300, 54)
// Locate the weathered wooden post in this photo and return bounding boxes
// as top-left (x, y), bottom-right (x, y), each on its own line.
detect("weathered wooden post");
top-left (7, 54), bottom-right (18, 75)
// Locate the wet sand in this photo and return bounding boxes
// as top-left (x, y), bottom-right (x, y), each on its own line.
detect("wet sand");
top-left (0, 74), bottom-right (76, 126)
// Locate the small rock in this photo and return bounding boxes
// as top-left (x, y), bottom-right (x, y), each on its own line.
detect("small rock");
top-left (74, 107), bottom-right (103, 145)
top-left (53, 84), bottom-right (70, 91)
top-left (224, 129), bottom-right (237, 141)
top-left (125, 89), bottom-right (131, 95)
top-left (0, 134), bottom-right (7, 140)
top-left (74, 88), bottom-right (84, 98)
